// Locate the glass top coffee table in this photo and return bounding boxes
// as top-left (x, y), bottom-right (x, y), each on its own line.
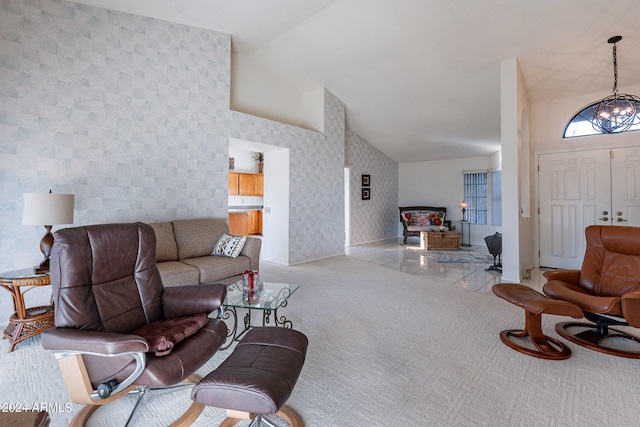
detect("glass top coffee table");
top-left (221, 282), bottom-right (300, 349)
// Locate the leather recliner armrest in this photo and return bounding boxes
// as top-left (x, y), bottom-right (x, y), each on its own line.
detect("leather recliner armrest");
top-left (41, 328), bottom-right (149, 354)
top-left (543, 269), bottom-right (581, 284)
top-left (162, 283), bottom-right (227, 319)
top-left (621, 291), bottom-right (640, 327)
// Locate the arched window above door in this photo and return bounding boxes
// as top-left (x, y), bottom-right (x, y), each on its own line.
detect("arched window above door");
top-left (564, 102), bottom-right (640, 138)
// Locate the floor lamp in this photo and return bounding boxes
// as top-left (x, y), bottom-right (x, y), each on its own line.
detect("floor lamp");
top-left (22, 191), bottom-right (75, 274)
top-left (458, 201), bottom-right (471, 247)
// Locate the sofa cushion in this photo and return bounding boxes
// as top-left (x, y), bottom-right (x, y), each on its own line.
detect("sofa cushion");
top-left (405, 210), bottom-right (446, 227)
top-left (172, 218), bottom-right (229, 260)
top-left (212, 233), bottom-right (247, 258)
top-left (149, 222), bottom-right (178, 262)
top-left (131, 313), bottom-right (209, 356)
top-left (183, 256), bottom-right (251, 285)
top-left (156, 261), bottom-right (200, 287)
top-left (403, 213), bottom-right (415, 226)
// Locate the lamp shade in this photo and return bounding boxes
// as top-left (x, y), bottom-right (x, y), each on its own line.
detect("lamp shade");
top-left (458, 201), bottom-right (468, 209)
top-left (22, 193), bottom-right (75, 225)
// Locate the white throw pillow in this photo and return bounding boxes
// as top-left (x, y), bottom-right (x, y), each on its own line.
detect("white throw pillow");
top-left (212, 233), bottom-right (247, 258)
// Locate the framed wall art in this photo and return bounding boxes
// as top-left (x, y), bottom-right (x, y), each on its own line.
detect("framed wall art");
top-left (361, 174), bottom-right (370, 187)
top-left (362, 188), bottom-right (370, 200)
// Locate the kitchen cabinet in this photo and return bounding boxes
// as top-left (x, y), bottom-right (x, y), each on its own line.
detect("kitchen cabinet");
top-left (228, 210), bottom-right (262, 236)
top-left (228, 172), bottom-right (239, 195)
top-left (248, 210), bottom-right (262, 235)
top-left (228, 172), bottom-right (263, 196)
top-left (228, 212), bottom-right (249, 235)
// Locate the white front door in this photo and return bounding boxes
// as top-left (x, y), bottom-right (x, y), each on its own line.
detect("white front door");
top-left (538, 149), bottom-right (611, 269)
top-left (611, 147), bottom-right (640, 227)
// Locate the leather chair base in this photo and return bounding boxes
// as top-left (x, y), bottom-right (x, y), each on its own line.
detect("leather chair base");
top-left (220, 406), bottom-right (303, 427)
top-left (556, 321), bottom-right (640, 359)
top-left (499, 328), bottom-right (572, 360)
top-left (493, 283), bottom-right (582, 360)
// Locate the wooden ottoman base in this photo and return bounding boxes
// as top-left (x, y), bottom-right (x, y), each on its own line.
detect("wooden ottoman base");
top-left (492, 283), bottom-right (583, 360)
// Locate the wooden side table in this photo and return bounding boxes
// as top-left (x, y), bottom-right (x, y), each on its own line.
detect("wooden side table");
top-left (0, 268), bottom-right (54, 352)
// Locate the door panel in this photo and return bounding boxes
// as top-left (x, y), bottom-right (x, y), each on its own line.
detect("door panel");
top-left (539, 150), bottom-right (611, 269)
top-left (611, 147), bottom-right (640, 227)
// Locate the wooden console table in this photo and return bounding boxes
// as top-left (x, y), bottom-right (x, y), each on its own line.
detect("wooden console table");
top-left (0, 268), bottom-right (54, 352)
top-left (421, 231), bottom-right (461, 251)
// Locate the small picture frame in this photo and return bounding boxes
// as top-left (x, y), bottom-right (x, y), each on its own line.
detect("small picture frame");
top-left (362, 174), bottom-right (370, 187)
top-left (362, 188), bottom-right (370, 200)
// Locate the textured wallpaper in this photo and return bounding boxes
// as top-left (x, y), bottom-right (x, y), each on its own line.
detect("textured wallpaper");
top-left (346, 128), bottom-right (399, 244)
top-left (0, 0), bottom-right (367, 272)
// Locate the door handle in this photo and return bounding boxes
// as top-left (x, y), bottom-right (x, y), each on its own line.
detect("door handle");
top-left (617, 218), bottom-right (627, 222)
top-left (599, 217), bottom-right (609, 221)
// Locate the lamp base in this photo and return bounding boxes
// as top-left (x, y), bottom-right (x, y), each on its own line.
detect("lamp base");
top-left (36, 225), bottom-right (54, 274)
top-left (35, 259), bottom-right (50, 275)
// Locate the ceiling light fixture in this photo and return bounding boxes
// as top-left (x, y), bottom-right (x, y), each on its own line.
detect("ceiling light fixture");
top-left (590, 35), bottom-right (640, 134)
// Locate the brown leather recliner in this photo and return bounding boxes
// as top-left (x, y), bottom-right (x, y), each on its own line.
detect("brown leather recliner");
top-left (41, 223), bottom-right (228, 426)
top-left (543, 225), bottom-right (640, 358)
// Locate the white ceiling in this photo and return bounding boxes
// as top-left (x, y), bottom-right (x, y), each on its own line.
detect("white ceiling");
top-left (68, 0), bottom-right (640, 163)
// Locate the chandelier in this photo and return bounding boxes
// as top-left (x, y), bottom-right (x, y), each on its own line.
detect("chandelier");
top-left (590, 36), bottom-right (640, 134)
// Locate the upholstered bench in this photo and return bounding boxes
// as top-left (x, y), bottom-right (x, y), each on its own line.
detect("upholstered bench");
top-left (492, 283), bottom-right (583, 360)
top-left (171, 327), bottom-right (308, 427)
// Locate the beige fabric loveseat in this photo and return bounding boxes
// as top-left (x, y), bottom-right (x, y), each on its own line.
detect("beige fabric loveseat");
top-left (149, 218), bottom-right (261, 287)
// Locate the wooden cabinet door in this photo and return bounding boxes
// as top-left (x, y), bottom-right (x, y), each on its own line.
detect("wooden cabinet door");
top-left (229, 172), bottom-right (263, 197)
top-left (228, 212), bottom-right (249, 236)
top-left (228, 172), bottom-right (239, 195)
top-left (248, 210), bottom-right (262, 235)
top-left (254, 174), bottom-right (264, 196)
top-left (238, 173), bottom-right (255, 196)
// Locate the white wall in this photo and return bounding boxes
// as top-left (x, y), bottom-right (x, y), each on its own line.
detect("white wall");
top-left (231, 53), bottom-right (324, 134)
top-left (500, 58), bottom-right (522, 283)
top-left (398, 156), bottom-right (501, 245)
top-left (263, 148), bottom-right (290, 264)
top-left (231, 52), bottom-right (306, 129)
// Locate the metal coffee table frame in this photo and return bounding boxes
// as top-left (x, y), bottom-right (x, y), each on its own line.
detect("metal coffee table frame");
top-left (221, 282), bottom-right (300, 349)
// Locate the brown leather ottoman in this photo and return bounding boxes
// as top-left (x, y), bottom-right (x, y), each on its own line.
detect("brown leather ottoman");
top-left (492, 283), bottom-right (583, 360)
top-left (171, 327), bottom-right (308, 427)
top-left (0, 411), bottom-right (50, 427)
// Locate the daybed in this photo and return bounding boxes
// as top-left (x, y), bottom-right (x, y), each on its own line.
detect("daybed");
top-left (399, 206), bottom-right (452, 244)
top-left (149, 218), bottom-right (261, 287)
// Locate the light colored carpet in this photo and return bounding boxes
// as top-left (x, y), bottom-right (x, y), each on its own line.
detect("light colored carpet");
top-left (2, 255), bottom-right (640, 426)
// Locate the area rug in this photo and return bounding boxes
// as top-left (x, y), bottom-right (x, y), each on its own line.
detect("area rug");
top-left (2, 256), bottom-right (640, 426)
top-left (423, 250), bottom-right (493, 264)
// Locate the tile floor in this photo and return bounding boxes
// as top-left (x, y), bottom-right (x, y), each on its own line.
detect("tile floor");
top-left (346, 237), bottom-right (546, 293)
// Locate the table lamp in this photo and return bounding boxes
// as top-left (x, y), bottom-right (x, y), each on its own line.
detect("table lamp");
top-left (22, 191), bottom-right (75, 273)
top-left (458, 201), bottom-right (468, 221)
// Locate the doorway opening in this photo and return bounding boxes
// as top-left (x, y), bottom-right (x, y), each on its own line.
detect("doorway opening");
top-left (229, 138), bottom-right (290, 265)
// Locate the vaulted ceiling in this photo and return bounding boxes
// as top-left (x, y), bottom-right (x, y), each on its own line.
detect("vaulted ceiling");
top-left (68, 0), bottom-right (640, 162)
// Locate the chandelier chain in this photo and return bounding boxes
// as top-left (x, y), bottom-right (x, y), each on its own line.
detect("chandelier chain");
top-left (612, 43), bottom-right (618, 95)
